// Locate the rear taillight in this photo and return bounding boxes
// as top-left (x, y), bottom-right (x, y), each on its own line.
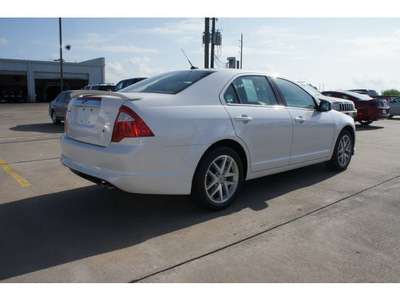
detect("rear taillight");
top-left (112, 105), bottom-right (154, 142)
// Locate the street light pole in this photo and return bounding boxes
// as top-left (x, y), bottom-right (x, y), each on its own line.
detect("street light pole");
top-left (204, 18), bottom-right (210, 68)
top-left (210, 18), bottom-right (215, 68)
top-left (59, 18), bottom-right (63, 93)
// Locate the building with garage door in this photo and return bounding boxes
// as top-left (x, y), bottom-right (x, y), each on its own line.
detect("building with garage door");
top-left (0, 57), bottom-right (105, 103)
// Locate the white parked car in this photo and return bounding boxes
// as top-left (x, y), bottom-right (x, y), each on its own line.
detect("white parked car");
top-left (61, 69), bottom-right (356, 210)
top-left (298, 83), bottom-right (357, 119)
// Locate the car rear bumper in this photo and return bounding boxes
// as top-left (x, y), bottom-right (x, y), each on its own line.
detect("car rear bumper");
top-left (356, 109), bottom-right (390, 121)
top-left (60, 133), bottom-right (200, 195)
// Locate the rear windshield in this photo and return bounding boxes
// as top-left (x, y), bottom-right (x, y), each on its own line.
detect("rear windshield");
top-left (371, 100), bottom-right (388, 107)
top-left (121, 70), bottom-right (215, 94)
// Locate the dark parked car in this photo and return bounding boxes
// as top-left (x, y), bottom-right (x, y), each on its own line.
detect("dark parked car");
top-left (348, 89), bottom-right (379, 97)
top-left (322, 90), bottom-right (390, 125)
top-left (114, 77), bottom-right (147, 92)
top-left (1, 86), bottom-right (26, 103)
top-left (348, 89), bottom-right (395, 102)
top-left (83, 84), bottom-right (115, 91)
top-left (49, 90), bottom-right (73, 124)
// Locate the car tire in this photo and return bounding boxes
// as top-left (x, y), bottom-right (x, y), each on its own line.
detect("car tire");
top-left (191, 147), bottom-right (243, 210)
top-left (51, 110), bottom-right (61, 125)
top-left (325, 130), bottom-right (353, 171)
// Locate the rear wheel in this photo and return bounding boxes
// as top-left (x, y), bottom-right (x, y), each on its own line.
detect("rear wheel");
top-left (191, 147), bottom-right (243, 210)
top-left (51, 110), bottom-right (61, 125)
top-left (325, 130), bottom-right (353, 171)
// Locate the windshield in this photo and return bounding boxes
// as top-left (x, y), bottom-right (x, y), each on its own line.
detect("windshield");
top-left (298, 83), bottom-right (320, 97)
top-left (121, 70), bottom-right (215, 94)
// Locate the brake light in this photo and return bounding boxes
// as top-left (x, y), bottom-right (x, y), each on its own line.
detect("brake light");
top-left (112, 105), bottom-right (154, 142)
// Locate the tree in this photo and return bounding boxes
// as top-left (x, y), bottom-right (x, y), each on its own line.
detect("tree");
top-left (382, 89), bottom-right (400, 96)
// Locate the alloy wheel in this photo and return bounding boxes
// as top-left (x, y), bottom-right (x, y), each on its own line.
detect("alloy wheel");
top-left (204, 155), bottom-right (239, 204)
top-left (337, 135), bottom-right (352, 168)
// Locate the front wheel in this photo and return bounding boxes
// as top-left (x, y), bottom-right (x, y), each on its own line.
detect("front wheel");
top-left (325, 130), bottom-right (353, 171)
top-left (191, 147), bottom-right (243, 210)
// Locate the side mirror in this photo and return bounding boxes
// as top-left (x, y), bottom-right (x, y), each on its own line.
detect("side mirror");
top-left (317, 99), bottom-right (332, 112)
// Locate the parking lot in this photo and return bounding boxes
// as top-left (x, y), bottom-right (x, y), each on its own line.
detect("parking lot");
top-left (0, 102), bottom-right (399, 283)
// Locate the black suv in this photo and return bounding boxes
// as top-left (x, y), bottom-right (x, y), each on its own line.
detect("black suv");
top-left (114, 77), bottom-right (147, 92)
top-left (83, 84), bottom-right (115, 91)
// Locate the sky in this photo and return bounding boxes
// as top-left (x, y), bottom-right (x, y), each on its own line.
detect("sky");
top-left (1, 1), bottom-right (400, 93)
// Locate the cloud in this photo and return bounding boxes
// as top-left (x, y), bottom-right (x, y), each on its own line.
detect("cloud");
top-left (106, 61), bottom-right (132, 83)
top-left (337, 32), bottom-right (400, 59)
top-left (247, 25), bottom-right (324, 56)
top-left (0, 38), bottom-right (8, 45)
top-left (253, 25), bottom-right (324, 42)
top-left (143, 18), bottom-right (203, 45)
top-left (70, 32), bottom-right (159, 54)
top-left (145, 19), bottom-right (203, 36)
top-left (105, 57), bottom-right (168, 83)
top-left (351, 72), bottom-right (400, 91)
top-left (128, 56), bottom-right (166, 77)
top-left (83, 44), bottom-right (160, 54)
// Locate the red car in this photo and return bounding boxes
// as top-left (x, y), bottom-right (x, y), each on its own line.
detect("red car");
top-left (322, 90), bottom-right (390, 125)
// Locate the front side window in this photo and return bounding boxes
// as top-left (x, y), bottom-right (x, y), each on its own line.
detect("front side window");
top-left (224, 76), bottom-right (278, 106)
top-left (275, 78), bottom-right (316, 109)
top-left (122, 70), bottom-right (214, 94)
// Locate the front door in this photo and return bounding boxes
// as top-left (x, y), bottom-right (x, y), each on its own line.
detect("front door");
top-left (273, 78), bottom-right (335, 165)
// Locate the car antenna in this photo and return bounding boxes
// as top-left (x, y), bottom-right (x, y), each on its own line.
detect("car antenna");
top-left (181, 49), bottom-right (198, 69)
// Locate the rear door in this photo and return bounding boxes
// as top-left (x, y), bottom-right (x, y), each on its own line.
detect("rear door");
top-left (223, 75), bottom-right (293, 172)
top-left (272, 78), bottom-right (335, 165)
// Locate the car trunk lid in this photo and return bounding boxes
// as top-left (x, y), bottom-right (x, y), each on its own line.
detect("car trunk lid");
top-left (65, 91), bottom-right (140, 147)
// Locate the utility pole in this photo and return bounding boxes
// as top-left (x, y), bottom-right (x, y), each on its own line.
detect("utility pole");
top-left (204, 18), bottom-right (210, 68)
top-left (240, 34), bottom-right (243, 69)
top-left (210, 18), bottom-right (216, 68)
top-left (59, 18), bottom-right (64, 93)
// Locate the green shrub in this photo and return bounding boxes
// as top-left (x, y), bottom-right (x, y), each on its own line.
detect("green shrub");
top-left (382, 89), bottom-right (400, 96)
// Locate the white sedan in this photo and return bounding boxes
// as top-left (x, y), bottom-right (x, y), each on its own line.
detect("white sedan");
top-left (61, 69), bottom-right (355, 210)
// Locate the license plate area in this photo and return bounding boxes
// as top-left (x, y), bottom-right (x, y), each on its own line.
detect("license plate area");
top-left (75, 97), bottom-right (102, 126)
top-left (76, 106), bottom-right (99, 126)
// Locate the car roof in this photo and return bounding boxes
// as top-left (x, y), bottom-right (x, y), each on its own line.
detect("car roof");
top-left (324, 90), bottom-right (373, 100)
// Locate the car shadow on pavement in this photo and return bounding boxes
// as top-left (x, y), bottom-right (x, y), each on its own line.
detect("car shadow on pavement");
top-left (9, 123), bottom-right (64, 134)
top-left (0, 163), bottom-right (336, 281)
top-left (355, 124), bottom-right (384, 131)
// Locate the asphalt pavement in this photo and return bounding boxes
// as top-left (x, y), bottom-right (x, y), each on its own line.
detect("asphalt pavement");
top-left (0, 103), bottom-right (399, 283)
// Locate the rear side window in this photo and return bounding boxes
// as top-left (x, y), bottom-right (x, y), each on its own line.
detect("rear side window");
top-left (224, 76), bottom-right (278, 105)
top-left (122, 70), bottom-right (214, 94)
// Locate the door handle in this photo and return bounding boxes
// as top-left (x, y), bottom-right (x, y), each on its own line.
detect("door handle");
top-left (295, 116), bottom-right (305, 123)
top-left (234, 115), bottom-right (253, 124)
